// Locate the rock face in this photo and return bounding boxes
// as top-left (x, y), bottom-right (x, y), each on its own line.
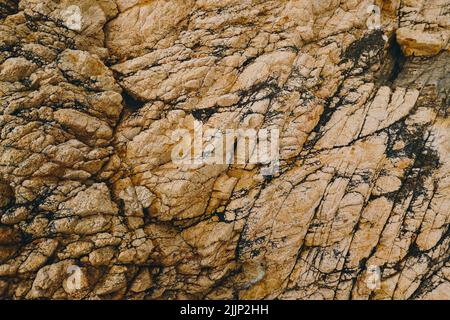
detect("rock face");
top-left (0, 0), bottom-right (449, 300)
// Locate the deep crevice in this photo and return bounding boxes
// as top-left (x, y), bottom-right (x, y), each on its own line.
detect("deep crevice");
top-left (121, 90), bottom-right (146, 111)
top-left (375, 33), bottom-right (407, 85)
top-left (387, 34), bottom-right (407, 83)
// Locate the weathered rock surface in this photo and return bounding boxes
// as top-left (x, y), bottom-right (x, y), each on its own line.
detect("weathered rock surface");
top-left (0, 0), bottom-right (448, 300)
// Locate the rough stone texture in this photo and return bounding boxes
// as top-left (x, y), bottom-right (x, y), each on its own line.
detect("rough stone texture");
top-left (0, 0), bottom-right (449, 300)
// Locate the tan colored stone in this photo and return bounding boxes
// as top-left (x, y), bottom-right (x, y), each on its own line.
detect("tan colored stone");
top-left (0, 0), bottom-right (448, 301)
top-left (397, 27), bottom-right (446, 57)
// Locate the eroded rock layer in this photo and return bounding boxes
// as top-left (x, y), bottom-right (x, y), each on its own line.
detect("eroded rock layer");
top-left (0, 0), bottom-right (449, 300)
